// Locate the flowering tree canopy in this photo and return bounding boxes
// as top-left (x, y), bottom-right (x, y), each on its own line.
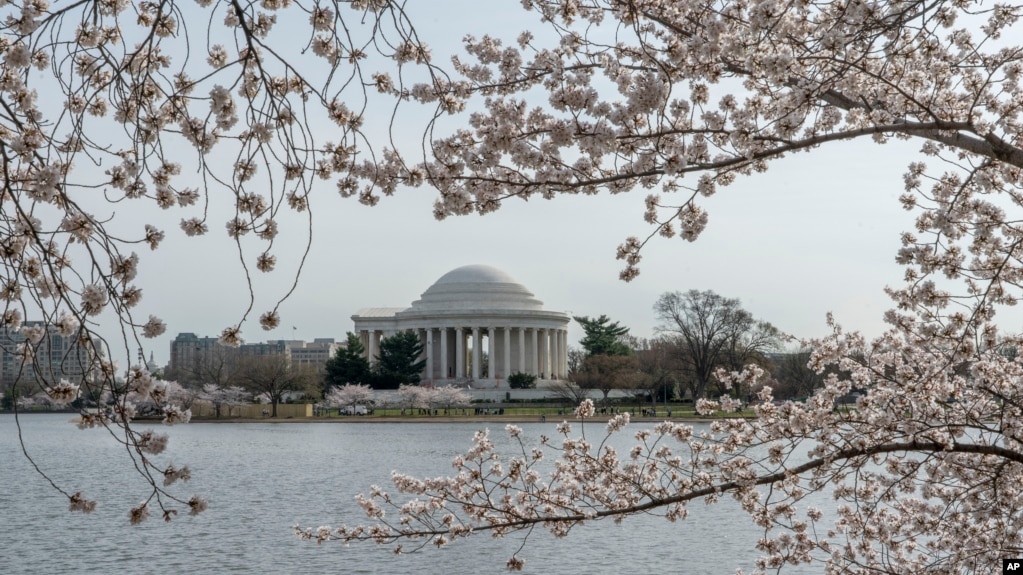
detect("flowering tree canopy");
top-left (391, 383), bottom-right (430, 412)
top-left (429, 384), bottom-right (472, 412)
top-left (325, 382), bottom-right (374, 411)
top-left (198, 383), bottom-right (250, 417)
top-left (385, 383), bottom-right (471, 413)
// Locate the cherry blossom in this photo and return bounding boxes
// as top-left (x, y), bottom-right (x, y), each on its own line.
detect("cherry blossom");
top-left (325, 383), bottom-right (374, 413)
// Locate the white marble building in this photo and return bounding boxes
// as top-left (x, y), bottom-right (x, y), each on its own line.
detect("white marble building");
top-left (351, 265), bottom-right (570, 389)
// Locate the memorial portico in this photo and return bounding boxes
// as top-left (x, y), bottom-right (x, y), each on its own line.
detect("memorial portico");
top-left (351, 265), bottom-right (570, 388)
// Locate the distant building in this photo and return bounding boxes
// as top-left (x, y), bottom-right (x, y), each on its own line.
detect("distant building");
top-left (167, 333), bottom-right (338, 380)
top-left (288, 338), bottom-right (340, 371)
top-left (167, 332), bottom-right (221, 374)
top-left (236, 340), bottom-right (288, 358)
top-left (0, 321), bottom-right (98, 387)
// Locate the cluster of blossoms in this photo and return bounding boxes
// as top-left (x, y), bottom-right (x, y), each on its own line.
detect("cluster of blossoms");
top-left (68, 492), bottom-right (97, 514)
top-left (44, 380), bottom-right (80, 404)
top-left (323, 383), bottom-right (376, 411)
top-left (162, 465), bottom-right (191, 487)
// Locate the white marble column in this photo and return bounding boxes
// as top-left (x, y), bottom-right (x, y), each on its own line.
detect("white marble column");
top-left (456, 327), bottom-right (464, 378)
top-left (440, 327), bottom-right (448, 381)
top-left (552, 329), bottom-right (560, 378)
top-left (425, 328), bottom-right (433, 383)
top-left (367, 329), bottom-right (378, 365)
top-left (560, 330), bottom-right (568, 379)
top-left (540, 329), bottom-right (549, 378)
top-left (556, 329), bottom-right (562, 378)
top-left (487, 327), bottom-right (495, 380)
top-left (472, 327), bottom-right (481, 380)
top-left (530, 328), bottom-right (538, 376)
top-left (518, 328), bottom-right (526, 375)
top-left (503, 326), bottom-right (511, 379)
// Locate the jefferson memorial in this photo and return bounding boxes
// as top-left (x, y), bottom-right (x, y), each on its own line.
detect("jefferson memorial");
top-left (351, 265), bottom-right (570, 388)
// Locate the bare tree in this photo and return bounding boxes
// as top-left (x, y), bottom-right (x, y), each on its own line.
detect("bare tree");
top-left (240, 355), bottom-right (312, 418)
top-left (546, 380), bottom-right (591, 406)
top-left (722, 320), bottom-right (783, 372)
top-left (654, 290), bottom-right (780, 398)
top-left (566, 347), bottom-right (586, 374)
top-left (627, 337), bottom-right (679, 408)
top-left (571, 354), bottom-right (644, 404)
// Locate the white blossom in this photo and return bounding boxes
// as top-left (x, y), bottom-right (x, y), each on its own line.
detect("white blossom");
top-left (80, 284), bottom-right (106, 315)
top-left (259, 310), bottom-right (279, 330)
top-left (45, 380), bottom-right (79, 404)
top-left (141, 315), bottom-right (166, 338)
top-left (68, 492), bottom-right (96, 514)
top-left (219, 326), bottom-right (242, 347)
top-left (180, 217), bottom-right (208, 236)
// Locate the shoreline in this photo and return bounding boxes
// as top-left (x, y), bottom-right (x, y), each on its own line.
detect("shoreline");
top-left (2, 412), bottom-right (741, 424)
top-left (190, 414), bottom-right (729, 424)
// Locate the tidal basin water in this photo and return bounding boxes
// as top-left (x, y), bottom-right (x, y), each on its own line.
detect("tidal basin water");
top-left (1, 414), bottom-right (815, 574)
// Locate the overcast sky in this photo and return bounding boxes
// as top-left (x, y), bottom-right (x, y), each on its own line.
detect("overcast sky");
top-left (112, 2), bottom-right (934, 366)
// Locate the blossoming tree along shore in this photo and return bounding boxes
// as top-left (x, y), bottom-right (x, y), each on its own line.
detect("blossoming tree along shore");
top-left (325, 382), bottom-right (374, 414)
top-left (2, 0), bottom-right (1023, 572)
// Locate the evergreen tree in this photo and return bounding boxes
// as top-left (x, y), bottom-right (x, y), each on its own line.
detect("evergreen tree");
top-left (573, 315), bottom-right (632, 356)
top-left (371, 331), bottom-right (426, 390)
top-left (323, 332), bottom-right (371, 391)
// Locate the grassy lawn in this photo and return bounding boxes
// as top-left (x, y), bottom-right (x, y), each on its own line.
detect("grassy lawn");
top-left (312, 405), bottom-right (759, 419)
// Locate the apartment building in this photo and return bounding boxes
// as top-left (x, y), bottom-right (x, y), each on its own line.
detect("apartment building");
top-left (167, 333), bottom-right (339, 378)
top-left (0, 321), bottom-right (97, 387)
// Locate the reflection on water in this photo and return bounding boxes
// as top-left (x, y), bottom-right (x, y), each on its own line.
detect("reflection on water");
top-left (0, 414), bottom-right (817, 575)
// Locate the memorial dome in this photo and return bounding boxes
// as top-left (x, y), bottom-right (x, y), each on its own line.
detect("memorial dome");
top-left (405, 264), bottom-right (544, 312)
top-left (433, 264), bottom-right (518, 285)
